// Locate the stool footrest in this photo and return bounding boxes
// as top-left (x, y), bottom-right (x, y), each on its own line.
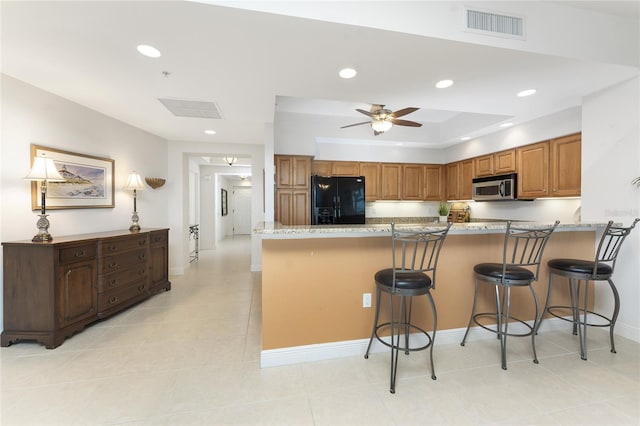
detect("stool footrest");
top-left (373, 322), bottom-right (433, 352)
top-left (472, 313), bottom-right (535, 337)
top-left (546, 305), bottom-right (613, 328)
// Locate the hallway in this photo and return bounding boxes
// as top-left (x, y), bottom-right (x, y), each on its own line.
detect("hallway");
top-left (1, 235), bottom-right (639, 425)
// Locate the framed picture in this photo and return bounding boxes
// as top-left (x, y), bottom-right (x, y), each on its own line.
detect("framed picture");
top-left (221, 188), bottom-right (228, 216)
top-left (30, 145), bottom-right (115, 210)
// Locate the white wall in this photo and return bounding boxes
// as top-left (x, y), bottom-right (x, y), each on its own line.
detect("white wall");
top-left (0, 74), bottom-right (169, 330)
top-left (581, 76), bottom-right (640, 341)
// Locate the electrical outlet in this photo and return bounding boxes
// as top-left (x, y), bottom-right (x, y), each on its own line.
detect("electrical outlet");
top-left (362, 293), bottom-right (372, 308)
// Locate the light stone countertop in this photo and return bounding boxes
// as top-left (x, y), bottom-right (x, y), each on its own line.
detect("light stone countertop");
top-left (254, 221), bottom-right (607, 239)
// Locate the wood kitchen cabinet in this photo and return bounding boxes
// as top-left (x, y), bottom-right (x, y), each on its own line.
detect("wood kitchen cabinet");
top-left (331, 161), bottom-right (360, 176)
top-left (311, 160), bottom-right (331, 176)
top-left (424, 164), bottom-right (444, 201)
top-left (359, 162), bottom-right (381, 201)
top-left (550, 133), bottom-right (581, 197)
top-left (474, 149), bottom-right (516, 177)
top-left (380, 163), bottom-right (402, 200)
top-left (276, 189), bottom-right (309, 226)
top-left (402, 164), bottom-right (424, 200)
top-left (275, 155), bottom-right (311, 225)
top-left (275, 155), bottom-right (311, 189)
top-left (446, 159), bottom-right (473, 200)
top-left (517, 133), bottom-right (581, 199)
top-left (1, 229), bottom-right (170, 349)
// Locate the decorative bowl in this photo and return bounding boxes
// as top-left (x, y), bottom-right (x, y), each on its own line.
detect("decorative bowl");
top-left (145, 177), bottom-right (166, 189)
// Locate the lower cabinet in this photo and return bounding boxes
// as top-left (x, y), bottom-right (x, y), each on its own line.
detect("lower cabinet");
top-left (276, 189), bottom-right (310, 225)
top-left (1, 229), bottom-right (171, 349)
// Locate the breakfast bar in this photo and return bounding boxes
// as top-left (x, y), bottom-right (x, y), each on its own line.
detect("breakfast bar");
top-left (256, 221), bottom-right (605, 366)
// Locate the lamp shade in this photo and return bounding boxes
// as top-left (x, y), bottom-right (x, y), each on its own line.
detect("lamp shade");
top-left (25, 156), bottom-right (65, 181)
top-left (125, 172), bottom-right (145, 190)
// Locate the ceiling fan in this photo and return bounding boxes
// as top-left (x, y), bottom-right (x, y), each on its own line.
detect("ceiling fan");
top-left (341, 104), bottom-right (422, 135)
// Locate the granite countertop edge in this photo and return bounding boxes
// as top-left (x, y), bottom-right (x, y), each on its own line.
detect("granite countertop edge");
top-left (255, 221), bottom-right (606, 239)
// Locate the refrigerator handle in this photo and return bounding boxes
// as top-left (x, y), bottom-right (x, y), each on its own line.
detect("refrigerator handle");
top-left (335, 196), bottom-right (341, 218)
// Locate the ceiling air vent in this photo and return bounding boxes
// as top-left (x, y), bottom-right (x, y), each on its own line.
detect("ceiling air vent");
top-left (158, 98), bottom-right (223, 119)
top-left (465, 8), bottom-right (525, 40)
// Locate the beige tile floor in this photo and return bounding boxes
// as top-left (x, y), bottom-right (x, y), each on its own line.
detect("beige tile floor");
top-left (1, 235), bottom-right (639, 425)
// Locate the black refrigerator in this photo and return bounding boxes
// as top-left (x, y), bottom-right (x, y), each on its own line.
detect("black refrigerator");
top-left (311, 176), bottom-right (366, 225)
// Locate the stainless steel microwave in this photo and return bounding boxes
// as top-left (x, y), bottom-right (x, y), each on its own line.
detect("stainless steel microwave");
top-left (472, 173), bottom-right (517, 201)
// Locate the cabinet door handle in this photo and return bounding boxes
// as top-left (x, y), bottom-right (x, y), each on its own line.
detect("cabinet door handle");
top-left (138, 254), bottom-right (146, 260)
top-left (108, 279), bottom-right (118, 288)
top-left (137, 284), bottom-right (146, 292)
top-left (74, 250), bottom-right (86, 258)
top-left (108, 261), bottom-right (118, 269)
top-left (138, 269), bottom-right (146, 276)
top-left (108, 245), bottom-right (117, 252)
top-left (108, 296), bottom-right (119, 305)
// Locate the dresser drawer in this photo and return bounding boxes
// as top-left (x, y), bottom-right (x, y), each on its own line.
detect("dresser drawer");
top-left (100, 235), bottom-right (148, 256)
top-left (149, 230), bottom-right (167, 247)
top-left (99, 248), bottom-right (147, 274)
top-left (98, 279), bottom-right (148, 312)
top-left (98, 265), bottom-right (148, 292)
top-left (59, 244), bottom-right (97, 264)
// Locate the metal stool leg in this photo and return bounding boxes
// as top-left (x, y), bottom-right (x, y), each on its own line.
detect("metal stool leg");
top-left (529, 283), bottom-right (539, 364)
top-left (497, 284), bottom-right (509, 370)
top-left (607, 279), bottom-right (620, 354)
top-left (461, 278), bottom-right (480, 346)
top-left (574, 280), bottom-right (588, 360)
top-left (364, 287), bottom-right (382, 359)
top-left (426, 292), bottom-right (437, 380)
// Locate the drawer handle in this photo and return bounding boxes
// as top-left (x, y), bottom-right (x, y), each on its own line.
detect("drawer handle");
top-left (74, 250), bottom-right (86, 258)
top-left (108, 296), bottom-right (119, 305)
top-left (108, 261), bottom-right (118, 269)
top-left (155, 237), bottom-right (163, 242)
top-left (138, 269), bottom-right (146, 276)
top-left (108, 245), bottom-right (117, 252)
top-left (137, 284), bottom-right (146, 292)
top-left (139, 240), bottom-right (147, 246)
top-left (138, 254), bottom-right (146, 260)
top-left (108, 279), bottom-right (118, 287)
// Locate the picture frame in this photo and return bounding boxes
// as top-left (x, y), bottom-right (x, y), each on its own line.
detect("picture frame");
top-left (221, 188), bottom-right (228, 216)
top-left (30, 144), bottom-right (115, 210)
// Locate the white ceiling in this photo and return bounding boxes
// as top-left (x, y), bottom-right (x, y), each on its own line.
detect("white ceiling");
top-left (1, 1), bottom-right (638, 148)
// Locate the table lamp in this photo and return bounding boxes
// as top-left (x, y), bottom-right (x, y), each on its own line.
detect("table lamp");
top-left (24, 154), bottom-right (66, 242)
top-left (125, 171), bottom-right (145, 231)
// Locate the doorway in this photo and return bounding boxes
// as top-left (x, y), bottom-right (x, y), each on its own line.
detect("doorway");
top-left (233, 186), bottom-right (252, 235)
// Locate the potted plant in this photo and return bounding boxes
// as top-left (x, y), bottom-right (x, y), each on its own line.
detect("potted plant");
top-left (438, 202), bottom-right (450, 223)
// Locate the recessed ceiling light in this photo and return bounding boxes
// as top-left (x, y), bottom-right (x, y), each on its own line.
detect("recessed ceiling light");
top-left (517, 89), bottom-right (536, 97)
top-left (137, 44), bottom-right (161, 58)
top-left (500, 122), bottom-right (513, 128)
top-left (204, 130), bottom-right (216, 135)
top-left (339, 68), bottom-right (357, 79)
top-left (460, 136), bottom-right (471, 141)
top-left (435, 79), bottom-right (454, 89)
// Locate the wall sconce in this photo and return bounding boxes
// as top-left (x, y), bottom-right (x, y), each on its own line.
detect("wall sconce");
top-left (125, 171), bottom-right (145, 231)
top-left (223, 156), bottom-right (237, 166)
top-left (24, 154), bottom-right (66, 242)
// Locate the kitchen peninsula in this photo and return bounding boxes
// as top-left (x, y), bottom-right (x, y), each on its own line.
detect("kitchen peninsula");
top-left (256, 221), bottom-right (604, 366)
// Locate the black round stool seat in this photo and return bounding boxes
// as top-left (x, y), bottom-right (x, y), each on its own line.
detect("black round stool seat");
top-left (375, 268), bottom-right (432, 292)
top-left (474, 263), bottom-right (534, 284)
top-left (548, 258), bottom-right (612, 277)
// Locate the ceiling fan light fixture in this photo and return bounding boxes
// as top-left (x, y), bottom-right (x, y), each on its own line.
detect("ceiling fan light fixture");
top-left (371, 118), bottom-right (392, 133)
top-left (517, 89), bottom-right (536, 97)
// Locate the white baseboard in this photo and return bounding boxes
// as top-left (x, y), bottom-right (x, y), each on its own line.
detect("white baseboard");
top-left (260, 316), bottom-right (589, 368)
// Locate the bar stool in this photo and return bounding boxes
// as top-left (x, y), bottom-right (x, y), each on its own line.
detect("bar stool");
top-left (539, 219), bottom-right (639, 360)
top-left (461, 221), bottom-right (559, 370)
top-left (364, 222), bottom-right (451, 394)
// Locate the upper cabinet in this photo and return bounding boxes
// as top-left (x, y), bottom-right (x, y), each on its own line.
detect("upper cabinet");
top-left (402, 164), bottom-right (424, 200)
top-left (423, 165), bottom-right (444, 201)
top-left (380, 163), bottom-right (402, 200)
top-left (311, 160), bottom-right (331, 177)
top-left (550, 133), bottom-right (581, 197)
top-left (446, 159), bottom-right (473, 200)
top-left (276, 155), bottom-right (311, 189)
top-left (311, 160), bottom-right (360, 177)
top-left (517, 132), bottom-right (581, 199)
top-left (475, 149), bottom-right (516, 177)
top-left (359, 162), bottom-right (381, 202)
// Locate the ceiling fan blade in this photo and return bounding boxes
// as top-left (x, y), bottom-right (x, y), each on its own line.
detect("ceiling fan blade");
top-left (355, 109), bottom-right (373, 117)
top-left (391, 118), bottom-right (422, 127)
top-left (391, 107), bottom-right (419, 118)
top-left (340, 121), bottom-right (370, 129)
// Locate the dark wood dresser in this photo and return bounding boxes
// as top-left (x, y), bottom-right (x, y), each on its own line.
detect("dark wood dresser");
top-left (1, 229), bottom-right (171, 349)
